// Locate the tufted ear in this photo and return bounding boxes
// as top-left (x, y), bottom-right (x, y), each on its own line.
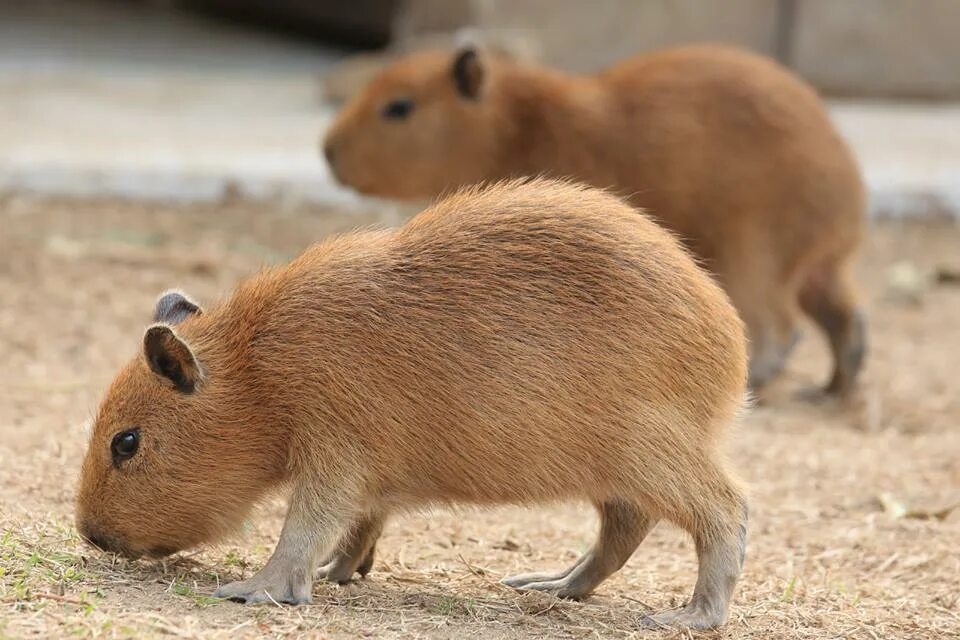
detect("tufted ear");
top-left (451, 46), bottom-right (484, 100)
top-left (143, 324), bottom-right (201, 394)
top-left (153, 290), bottom-right (202, 325)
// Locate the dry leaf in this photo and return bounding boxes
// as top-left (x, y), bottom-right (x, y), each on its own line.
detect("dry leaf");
top-left (886, 261), bottom-right (925, 305)
top-left (877, 493), bottom-right (959, 521)
top-left (878, 492), bottom-right (908, 518)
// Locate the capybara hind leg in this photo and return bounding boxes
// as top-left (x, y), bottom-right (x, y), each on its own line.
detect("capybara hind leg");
top-left (720, 261), bottom-right (800, 392)
top-left (499, 552), bottom-right (589, 588)
top-left (502, 499), bottom-right (655, 599)
top-left (746, 324), bottom-right (800, 392)
top-left (645, 500), bottom-right (747, 630)
top-left (739, 303), bottom-right (800, 392)
top-left (799, 263), bottom-right (867, 395)
top-left (315, 513), bottom-right (384, 584)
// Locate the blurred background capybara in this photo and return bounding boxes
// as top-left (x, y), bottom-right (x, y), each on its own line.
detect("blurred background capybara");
top-left (323, 44), bottom-right (868, 397)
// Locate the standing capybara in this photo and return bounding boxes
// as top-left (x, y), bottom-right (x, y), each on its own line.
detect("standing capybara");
top-left (75, 179), bottom-right (749, 629)
top-left (323, 44), bottom-right (867, 396)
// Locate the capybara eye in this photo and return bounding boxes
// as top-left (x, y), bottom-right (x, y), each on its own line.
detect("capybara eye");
top-left (111, 429), bottom-right (140, 465)
top-left (382, 98), bottom-right (414, 120)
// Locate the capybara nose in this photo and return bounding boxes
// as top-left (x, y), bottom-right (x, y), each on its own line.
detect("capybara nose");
top-left (87, 532), bottom-right (109, 551)
top-left (79, 520), bottom-right (117, 553)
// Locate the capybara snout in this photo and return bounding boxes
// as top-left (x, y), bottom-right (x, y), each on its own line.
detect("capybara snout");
top-left (76, 521), bottom-right (117, 555)
top-left (75, 291), bottom-right (290, 561)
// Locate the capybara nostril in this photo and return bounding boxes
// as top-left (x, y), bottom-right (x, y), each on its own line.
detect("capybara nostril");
top-left (79, 523), bottom-right (112, 553)
top-left (87, 533), bottom-right (108, 551)
top-left (78, 519), bottom-right (130, 555)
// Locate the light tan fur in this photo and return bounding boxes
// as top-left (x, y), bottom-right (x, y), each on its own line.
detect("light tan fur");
top-left (76, 179), bottom-right (748, 629)
top-left (324, 44), bottom-right (868, 395)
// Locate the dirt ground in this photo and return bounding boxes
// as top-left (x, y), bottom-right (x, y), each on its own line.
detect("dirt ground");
top-left (0, 196), bottom-right (958, 639)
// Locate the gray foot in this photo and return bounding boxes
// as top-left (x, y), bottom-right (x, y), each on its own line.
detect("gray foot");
top-left (315, 545), bottom-right (376, 584)
top-left (641, 601), bottom-right (727, 630)
top-left (214, 565), bottom-right (312, 605)
top-left (315, 513), bottom-right (383, 584)
top-left (502, 500), bottom-right (654, 600)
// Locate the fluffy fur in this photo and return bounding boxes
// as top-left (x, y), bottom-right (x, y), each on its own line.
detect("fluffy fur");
top-left (76, 179), bottom-right (748, 629)
top-left (324, 44), bottom-right (867, 394)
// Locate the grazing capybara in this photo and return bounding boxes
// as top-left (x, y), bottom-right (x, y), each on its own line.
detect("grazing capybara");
top-left (323, 43), bottom-right (867, 396)
top-left (75, 179), bottom-right (748, 629)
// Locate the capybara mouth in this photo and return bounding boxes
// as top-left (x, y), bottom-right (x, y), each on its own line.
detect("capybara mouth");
top-left (81, 531), bottom-right (142, 559)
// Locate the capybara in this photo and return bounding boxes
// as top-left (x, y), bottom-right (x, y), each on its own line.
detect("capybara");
top-left (323, 44), bottom-right (867, 396)
top-left (75, 179), bottom-right (748, 629)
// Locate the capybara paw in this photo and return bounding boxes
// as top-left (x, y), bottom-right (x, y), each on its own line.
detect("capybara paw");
top-left (501, 572), bottom-right (591, 600)
top-left (213, 572), bottom-right (312, 605)
top-left (315, 554), bottom-right (368, 584)
top-left (641, 605), bottom-right (725, 630)
top-left (315, 544), bottom-right (376, 584)
top-left (500, 570), bottom-right (571, 590)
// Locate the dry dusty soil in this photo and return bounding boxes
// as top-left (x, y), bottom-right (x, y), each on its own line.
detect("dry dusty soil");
top-left (0, 197), bottom-right (958, 639)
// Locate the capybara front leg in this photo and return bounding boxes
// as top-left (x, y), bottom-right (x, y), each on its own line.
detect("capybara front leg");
top-left (315, 512), bottom-right (385, 584)
top-left (214, 484), bottom-right (345, 605)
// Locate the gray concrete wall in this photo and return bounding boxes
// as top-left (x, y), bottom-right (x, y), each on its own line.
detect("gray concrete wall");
top-left (791, 0), bottom-right (960, 98)
top-left (472, 0), bottom-right (780, 72)
top-left (394, 0), bottom-right (960, 98)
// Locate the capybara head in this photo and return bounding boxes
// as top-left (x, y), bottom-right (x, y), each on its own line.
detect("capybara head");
top-left (75, 292), bottom-right (286, 559)
top-left (323, 46), bottom-right (506, 200)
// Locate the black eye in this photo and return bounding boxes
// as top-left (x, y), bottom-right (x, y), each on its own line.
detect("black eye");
top-left (382, 98), bottom-right (414, 120)
top-left (111, 429), bottom-right (140, 464)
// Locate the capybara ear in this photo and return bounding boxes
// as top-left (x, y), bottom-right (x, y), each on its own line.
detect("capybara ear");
top-left (153, 290), bottom-right (203, 325)
top-left (451, 46), bottom-right (484, 100)
top-left (143, 324), bottom-right (201, 393)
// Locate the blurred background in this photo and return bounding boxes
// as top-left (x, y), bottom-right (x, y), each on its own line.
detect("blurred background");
top-left (2, 0), bottom-right (958, 217)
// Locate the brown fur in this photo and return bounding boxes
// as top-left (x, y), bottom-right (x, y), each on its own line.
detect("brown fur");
top-left (76, 179), bottom-right (748, 629)
top-left (323, 44), bottom-right (868, 395)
